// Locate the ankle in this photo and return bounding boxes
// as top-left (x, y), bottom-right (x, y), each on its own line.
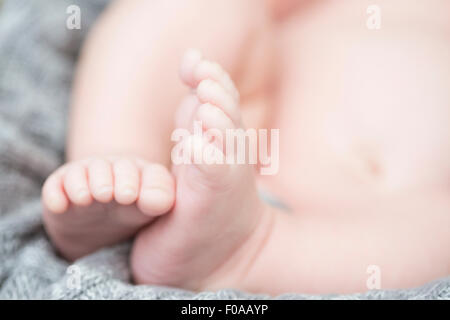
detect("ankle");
top-left (198, 201), bottom-right (277, 292)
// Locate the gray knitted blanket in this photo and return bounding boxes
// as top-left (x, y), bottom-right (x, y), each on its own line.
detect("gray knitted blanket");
top-left (0, 0), bottom-right (448, 300)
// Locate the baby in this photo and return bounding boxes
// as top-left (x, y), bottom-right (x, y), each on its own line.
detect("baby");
top-left (42, 0), bottom-right (450, 295)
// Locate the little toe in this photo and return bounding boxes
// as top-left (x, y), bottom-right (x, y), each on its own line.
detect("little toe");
top-left (63, 163), bottom-right (93, 206)
top-left (137, 164), bottom-right (175, 216)
top-left (88, 158), bottom-right (114, 203)
top-left (42, 170), bottom-right (69, 214)
top-left (113, 159), bottom-right (140, 205)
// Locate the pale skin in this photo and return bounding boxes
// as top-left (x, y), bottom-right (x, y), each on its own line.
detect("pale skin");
top-left (42, 0), bottom-right (450, 295)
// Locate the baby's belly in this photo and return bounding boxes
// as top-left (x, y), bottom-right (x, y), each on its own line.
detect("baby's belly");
top-left (258, 4), bottom-right (450, 210)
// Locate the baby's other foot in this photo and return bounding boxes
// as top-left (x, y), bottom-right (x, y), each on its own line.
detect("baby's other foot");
top-left (42, 156), bottom-right (175, 260)
top-left (131, 50), bottom-right (274, 291)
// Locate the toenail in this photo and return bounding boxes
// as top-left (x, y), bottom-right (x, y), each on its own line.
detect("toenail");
top-left (122, 187), bottom-right (137, 197)
top-left (77, 189), bottom-right (90, 200)
top-left (97, 186), bottom-right (113, 196)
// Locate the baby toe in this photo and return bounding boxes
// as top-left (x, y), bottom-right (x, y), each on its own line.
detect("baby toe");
top-left (88, 158), bottom-right (114, 203)
top-left (180, 48), bottom-right (203, 88)
top-left (63, 163), bottom-right (93, 206)
top-left (42, 170), bottom-right (69, 214)
top-left (183, 134), bottom-right (228, 181)
top-left (137, 164), bottom-right (175, 216)
top-left (197, 79), bottom-right (241, 125)
top-left (195, 102), bottom-right (235, 134)
top-left (113, 159), bottom-right (140, 205)
top-left (194, 59), bottom-right (240, 101)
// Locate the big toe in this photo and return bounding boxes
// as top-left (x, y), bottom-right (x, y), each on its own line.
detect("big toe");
top-left (137, 164), bottom-right (175, 216)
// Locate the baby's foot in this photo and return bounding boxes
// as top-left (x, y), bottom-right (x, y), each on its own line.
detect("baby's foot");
top-left (131, 50), bottom-right (274, 291)
top-left (42, 156), bottom-right (175, 260)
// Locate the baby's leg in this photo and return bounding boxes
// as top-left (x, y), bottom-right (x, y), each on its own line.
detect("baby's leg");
top-left (43, 0), bottom-right (261, 259)
top-left (131, 52), bottom-right (450, 295)
top-left (67, 0), bottom-right (260, 162)
top-left (131, 51), bottom-right (274, 290)
top-left (244, 190), bottom-right (450, 294)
